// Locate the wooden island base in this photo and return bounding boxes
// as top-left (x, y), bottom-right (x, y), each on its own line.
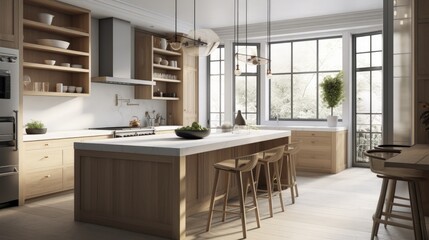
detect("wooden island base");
top-left (74, 134), bottom-right (289, 240)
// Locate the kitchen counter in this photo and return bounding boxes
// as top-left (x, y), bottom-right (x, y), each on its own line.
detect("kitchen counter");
top-left (23, 130), bottom-right (113, 141)
top-left (74, 130), bottom-right (290, 239)
top-left (22, 125), bottom-right (182, 141)
top-left (255, 125), bottom-right (347, 132)
top-left (74, 129), bottom-right (290, 156)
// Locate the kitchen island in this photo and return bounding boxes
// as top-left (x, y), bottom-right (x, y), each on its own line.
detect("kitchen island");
top-left (74, 130), bottom-right (290, 240)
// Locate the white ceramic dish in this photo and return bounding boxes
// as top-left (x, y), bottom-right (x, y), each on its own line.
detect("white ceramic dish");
top-left (38, 13), bottom-right (54, 25)
top-left (61, 63), bottom-right (70, 67)
top-left (44, 60), bottom-right (56, 65)
top-left (37, 39), bottom-right (70, 49)
top-left (68, 86), bottom-right (76, 93)
top-left (71, 64), bottom-right (83, 68)
top-left (76, 87), bottom-right (83, 93)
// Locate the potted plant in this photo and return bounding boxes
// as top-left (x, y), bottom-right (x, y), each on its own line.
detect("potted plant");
top-left (25, 120), bottom-right (47, 134)
top-left (320, 71), bottom-right (345, 127)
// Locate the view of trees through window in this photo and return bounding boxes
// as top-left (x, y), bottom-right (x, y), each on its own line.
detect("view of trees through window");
top-left (353, 33), bottom-right (383, 165)
top-left (208, 46), bottom-right (225, 128)
top-left (269, 37), bottom-right (343, 120)
top-left (234, 44), bottom-right (259, 125)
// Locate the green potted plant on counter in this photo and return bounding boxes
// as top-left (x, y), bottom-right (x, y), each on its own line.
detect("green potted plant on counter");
top-left (320, 71), bottom-right (344, 127)
top-left (25, 120), bottom-right (47, 134)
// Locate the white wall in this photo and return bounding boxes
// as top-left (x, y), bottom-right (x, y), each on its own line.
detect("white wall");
top-left (23, 18), bottom-right (166, 131)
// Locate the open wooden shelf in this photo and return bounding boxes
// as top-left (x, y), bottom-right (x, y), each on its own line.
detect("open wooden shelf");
top-left (23, 19), bottom-right (89, 37)
top-left (23, 0), bottom-right (91, 98)
top-left (23, 91), bottom-right (89, 97)
top-left (153, 77), bottom-right (181, 83)
top-left (153, 47), bottom-right (181, 56)
top-left (23, 42), bottom-right (89, 56)
top-left (152, 96), bottom-right (179, 101)
top-left (23, 62), bottom-right (89, 72)
top-left (153, 64), bottom-right (181, 71)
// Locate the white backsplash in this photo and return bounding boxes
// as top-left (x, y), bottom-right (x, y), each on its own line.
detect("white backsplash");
top-left (23, 83), bottom-right (166, 131)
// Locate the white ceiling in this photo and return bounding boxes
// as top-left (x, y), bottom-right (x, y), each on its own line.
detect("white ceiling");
top-left (59, 0), bottom-right (383, 33)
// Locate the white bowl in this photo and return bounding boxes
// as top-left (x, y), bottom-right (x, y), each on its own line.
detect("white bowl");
top-left (61, 63), bottom-right (70, 67)
top-left (71, 64), bottom-right (82, 68)
top-left (76, 87), bottom-right (83, 93)
top-left (38, 13), bottom-right (54, 25)
top-left (68, 86), bottom-right (76, 93)
top-left (37, 39), bottom-right (70, 49)
top-left (44, 60), bottom-right (56, 65)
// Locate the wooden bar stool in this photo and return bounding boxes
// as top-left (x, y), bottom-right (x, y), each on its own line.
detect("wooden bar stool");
top-left (254, 145), bottom-right (285, 217)
top-left (374, 144), bottom-right (411, 227)
top-left (206, 153), bottom-right (260, 239)
top-left (364, 149), bottom-right (428, 240)
top-left (280, 142), bottom-right (300, 204)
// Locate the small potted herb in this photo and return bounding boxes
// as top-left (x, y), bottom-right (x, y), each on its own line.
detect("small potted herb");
top-left (25, 120), bottom-right (47, 134)
top-left (320, 71), bottom-right (345, 127)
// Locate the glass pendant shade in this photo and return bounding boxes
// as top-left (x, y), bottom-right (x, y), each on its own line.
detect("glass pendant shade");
top-left (234, 65), bottom-right (242, 76)
top-left (170, 41), bottom-right (182, 50)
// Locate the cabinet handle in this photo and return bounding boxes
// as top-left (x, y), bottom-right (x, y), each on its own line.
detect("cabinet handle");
top-left (44, 143), bottom-right (49, 146)
top-left (45, 174), bottom-right (51, 178)
top-left (311, 141), bottom-right (315, 144)
top-left (44, 156), bottom-right (49, 159)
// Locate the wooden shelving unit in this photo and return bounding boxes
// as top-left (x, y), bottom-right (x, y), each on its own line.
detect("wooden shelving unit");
top-left (134, 30), bottom-right (182, 101)
top-left (22, 0), bottom-right (91, 97)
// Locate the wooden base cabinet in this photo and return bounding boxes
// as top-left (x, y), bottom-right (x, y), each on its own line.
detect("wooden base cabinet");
top-left (0, 0), bottom-right (20, 49)
top-left (292, 130), bottom-right (347, 173)
top-left (23, 135), bottom-right (110, 200)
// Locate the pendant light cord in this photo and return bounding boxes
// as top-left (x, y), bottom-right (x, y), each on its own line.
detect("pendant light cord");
top-left (174, 0), bottom-right (178, 42)
top-left (194, 0), bottom-right (196, 43)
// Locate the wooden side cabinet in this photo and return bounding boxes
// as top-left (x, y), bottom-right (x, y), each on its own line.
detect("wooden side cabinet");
top-left (0, 0), bottom-right (20, 49)
top-left (292, 130), bottom-right (347, 173)
top-left (22, 135), bottom-right (110, 200)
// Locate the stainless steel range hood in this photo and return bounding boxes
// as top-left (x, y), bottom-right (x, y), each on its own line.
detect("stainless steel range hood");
top-left (92, 18), bottom-right (154, 86)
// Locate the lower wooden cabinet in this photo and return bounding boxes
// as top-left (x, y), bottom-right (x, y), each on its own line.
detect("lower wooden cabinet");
top-left (292, 130), bottom-right (347, 173)
top-left (23, 135), bottom-right (110, 200)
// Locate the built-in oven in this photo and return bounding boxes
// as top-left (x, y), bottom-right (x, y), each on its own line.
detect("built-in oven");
top-left (0, 47), bottom-right (19, 207)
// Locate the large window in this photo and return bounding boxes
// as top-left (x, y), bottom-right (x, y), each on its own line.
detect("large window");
top-left (207, 46), bottom-right (225, 128)
top-left (234, 43), bottom-right (260, 125)
top-left (353, 32), bottom-right (383, 166)
top-left (269, 37), bottom-right (343, 120)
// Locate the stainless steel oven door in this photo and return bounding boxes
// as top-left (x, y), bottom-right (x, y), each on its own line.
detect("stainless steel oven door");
top-left (0, 47), bottom-right (19, 116)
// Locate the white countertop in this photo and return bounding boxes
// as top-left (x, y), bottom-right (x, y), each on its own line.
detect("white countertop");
top-left (23, 130), bottom-right (113, 142)
top-left (22, 126), bottom-right (183, 142)
top-left (75, 129), bottom-right (291, 157)
top-left (255, 125), bottom-right (347, 132)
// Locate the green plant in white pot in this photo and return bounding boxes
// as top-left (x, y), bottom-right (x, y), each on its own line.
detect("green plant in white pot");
top-left (25, 120), bottom-right (47, 134)
top-left (320, 71), bottom-right (344, 127)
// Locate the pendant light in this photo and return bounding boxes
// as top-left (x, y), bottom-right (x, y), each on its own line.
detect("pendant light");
top-left (233, 0), bottom-right (241, 76)
top-left (170, 0), bottom-right (182, 51)
top-left (235, 0), bottom-right (271, 66)
top-left (182, 0), bottom-right (220, 56)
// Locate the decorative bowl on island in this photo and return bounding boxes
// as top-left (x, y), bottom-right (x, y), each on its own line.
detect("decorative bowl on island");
top-left (175, 129), bottom-right (210, 139)
top-left (175, 122), bottom-right (210, 139)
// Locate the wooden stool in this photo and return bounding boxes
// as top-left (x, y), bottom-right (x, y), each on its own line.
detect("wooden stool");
top-left (254, 145), bottom-right (285, 217)
top-left (373, 144), bottom-right (411, 227)
top-left (206, 153), bottom-right (260, 239)
top-left (278, 142), bottom-right (300, 204)
top-left (364, 149), bottom-right (428, 240)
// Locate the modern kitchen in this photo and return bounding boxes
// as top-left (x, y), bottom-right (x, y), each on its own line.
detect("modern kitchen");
top-left (0, 0), bottom-right (429, 239)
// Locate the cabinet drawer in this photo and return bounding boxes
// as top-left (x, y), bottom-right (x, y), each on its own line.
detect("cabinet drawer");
top-left (63, 166), bottom-right (74, 190)
top-left (25, 139), bottom-right (74, 151)
top-left (298, 137), bottom-right (332, 149)
top-left (24, 149), bottom-right (63, 170)
top-left (292, 131), bottom-right (332, 138)
top-left (25, 168), bottom-right (63, 198)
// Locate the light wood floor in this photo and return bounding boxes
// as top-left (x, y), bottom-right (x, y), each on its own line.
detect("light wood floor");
top-left (0, 168), bottom-right (427, 240)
